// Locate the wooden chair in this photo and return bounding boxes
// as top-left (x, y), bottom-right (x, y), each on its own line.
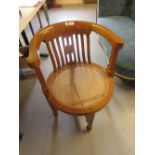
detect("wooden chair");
top-left (27, 21), bottom-right (124, 130)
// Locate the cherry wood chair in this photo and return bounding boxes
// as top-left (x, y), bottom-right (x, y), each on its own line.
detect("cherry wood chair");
top-left (27, 21), bottom-right (124, 130)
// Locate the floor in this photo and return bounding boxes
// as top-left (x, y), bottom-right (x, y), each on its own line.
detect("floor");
top-left (19, 4), bottom-right (135, 155)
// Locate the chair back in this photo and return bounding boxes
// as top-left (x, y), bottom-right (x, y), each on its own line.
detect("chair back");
top-left (28, 21), bottom-right (124, 73)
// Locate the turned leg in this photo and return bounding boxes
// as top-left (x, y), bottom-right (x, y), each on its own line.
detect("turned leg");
top-left (85, 113), bottom-right (95, 131)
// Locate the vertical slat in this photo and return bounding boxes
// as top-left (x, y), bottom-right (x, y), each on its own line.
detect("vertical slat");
top-left (67, 37), bottom-right (72, 63)
top-left (75, 34), bottom-right (81, 63)
top-left (62, 37), bottom-right (69, 64)
top-left (37, 12), bottom-right (43, 28)
top-left (80, 34), bottom-right (86, 63)
top-left (86, 34), bottom-right (91, 63)
top-left (45, 41), bottom-right (57, 71)
top-left (56, 38), bottom-right (65, 67)
top-left (51, 39), bottom-right (61, 69)
top-left (71, 35), bottom-right (76, 62)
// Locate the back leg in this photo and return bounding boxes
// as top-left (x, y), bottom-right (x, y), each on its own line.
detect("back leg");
top-left (50, 105), bottom-right (58, 117)
top-left (85, 113), bottom-right (95, 131)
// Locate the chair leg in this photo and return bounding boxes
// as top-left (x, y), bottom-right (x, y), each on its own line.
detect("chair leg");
top-left (50, 105), bottom-right (58, 117)
top-left (85, 113), bottom-right (95, 131)
top-left (52, 107), bottom-right (58, 117)
top-left (42, 89), bottom-right (57, 116)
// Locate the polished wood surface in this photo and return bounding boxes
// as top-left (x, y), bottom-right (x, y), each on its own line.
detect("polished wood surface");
top-left (27, 21), bottom-right (124, 130)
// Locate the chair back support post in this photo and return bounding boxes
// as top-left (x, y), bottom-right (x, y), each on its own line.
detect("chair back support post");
top-left (91, 23), bottom-right (124, 77)
top-left (107, 44), bottom-right (123, 76)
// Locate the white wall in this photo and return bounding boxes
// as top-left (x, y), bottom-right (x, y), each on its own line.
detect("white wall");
top-left (56, 0), bottom-right (84, 5)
